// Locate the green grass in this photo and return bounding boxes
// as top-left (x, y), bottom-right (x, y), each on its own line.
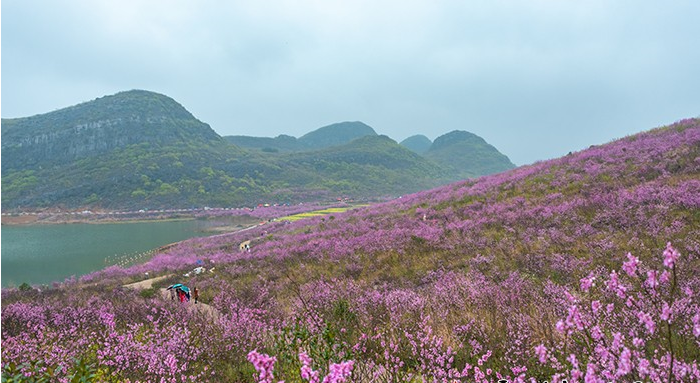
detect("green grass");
top-left (278, 206), bottom-right (366, 221)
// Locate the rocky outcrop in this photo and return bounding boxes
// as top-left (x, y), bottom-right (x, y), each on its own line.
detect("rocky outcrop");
top-left (1, 90), bottom-right (221, 171)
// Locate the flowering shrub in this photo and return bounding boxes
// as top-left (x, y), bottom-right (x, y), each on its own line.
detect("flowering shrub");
top-left (248, 350), bottom-right (354, 383)
top-left (539, 243), bottom-right (700, 382)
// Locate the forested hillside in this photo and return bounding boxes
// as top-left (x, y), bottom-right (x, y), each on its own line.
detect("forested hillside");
top-left (400, 134), bottom-right (432, 154)
top-left (1, 90), bottom-right (514, 210)
top-left (224, 121), bottom-right (377, 152)
top-left (424, 130), bottom-right (516, 178)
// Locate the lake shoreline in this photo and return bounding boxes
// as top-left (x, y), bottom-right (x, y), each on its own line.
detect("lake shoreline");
top-left (1, 214), bottom-right (197, 226)
top-left (1, 211), bottom-right (262, 228)
top-left (1, 219), bottom-right (225, 288)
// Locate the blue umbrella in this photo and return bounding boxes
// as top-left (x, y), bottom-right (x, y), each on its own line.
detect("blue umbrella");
top-left (168, 284), bottom-right (191, 301)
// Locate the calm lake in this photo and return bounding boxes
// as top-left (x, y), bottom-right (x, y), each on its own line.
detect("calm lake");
top-left (1, 220), bottom-right (213, 288)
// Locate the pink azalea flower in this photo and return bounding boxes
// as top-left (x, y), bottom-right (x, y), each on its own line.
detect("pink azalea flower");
top-left (637, 311), bottom-right (656, 334)
top-left (622, 252), bottom-right (639, 276)
top-left (663, 242), bottom-right (680, 268)
top-left (534, 344), bottom-right (547, 364)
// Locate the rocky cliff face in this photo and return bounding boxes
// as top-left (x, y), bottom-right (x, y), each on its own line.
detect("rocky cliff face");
top-left (9, 117), bottom-right (145, 158)
top-left (1, 90), bottom-right (221, 171)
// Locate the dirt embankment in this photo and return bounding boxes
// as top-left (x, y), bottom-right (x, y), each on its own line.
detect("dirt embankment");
top-left (1, 215), bottom-right (41, 225)
top-left (2, 211), bottom-right (261, 230)
top-left (1, 213), bottom-right (193, 226)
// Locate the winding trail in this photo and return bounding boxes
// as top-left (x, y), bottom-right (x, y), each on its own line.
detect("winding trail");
top-left (121, 222), bottom-right (267, 320)
top-left (122, 274), bottom-right (171, 290)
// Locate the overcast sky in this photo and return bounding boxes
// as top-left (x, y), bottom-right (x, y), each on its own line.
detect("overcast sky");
top-left (2, 0), bottom-right (699, 165)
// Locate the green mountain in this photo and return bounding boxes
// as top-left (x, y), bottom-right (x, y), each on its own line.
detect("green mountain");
top-left (224, 134), bottom-right (299, 152)
top-left (424, 130), bottom-right (516, 178)
top-left (297, 121), bottom-right (377, 149)
top-left (286, 135), bottom-right (447, 196)
top-left (224, 121), bottom-right (378, 153)
top-left (2, 90), bottom-right (223, 171)
top-left (2, 90), bottom-right (482, 210)
top-left (2, 90), bottom-right (249, 208)
top-left (226, 125), bottom-right (515, 180)
top-left (400, 134), bottom-right (432, 154)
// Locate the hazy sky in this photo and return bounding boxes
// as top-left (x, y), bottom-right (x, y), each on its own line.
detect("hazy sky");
top-left (2, 0), bottom-right (699, 165)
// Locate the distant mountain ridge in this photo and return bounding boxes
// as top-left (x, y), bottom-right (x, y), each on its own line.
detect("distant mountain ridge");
top-left (224, 121), bottom-right (378, 152)
top-left (224, 134), bottom-right (299, 152)
top-left (400, 135), bottom-right (432, 154)
top-left (226, 124), bottom-right (515, 178)
top-left (425, 130), bottom-right (515, 178)
top-left (299, 121), bottom-right (377, 149)
top-left (1, 90), bottom-right (516, 210)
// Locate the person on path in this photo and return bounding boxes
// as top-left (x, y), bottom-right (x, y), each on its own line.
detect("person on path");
top-left (178, 289), bottom-right (185, 303)
top-left (170, 288), bottom-right (176, 301)
top-left (193, 287), bottom-right (199, 304)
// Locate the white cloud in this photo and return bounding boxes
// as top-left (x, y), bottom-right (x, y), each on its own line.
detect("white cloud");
top-left (2, 0), bottom-right (699, 165)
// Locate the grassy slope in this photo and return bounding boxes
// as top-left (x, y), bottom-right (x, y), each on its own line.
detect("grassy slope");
top-left (2, 118), bottom-right (699, 382)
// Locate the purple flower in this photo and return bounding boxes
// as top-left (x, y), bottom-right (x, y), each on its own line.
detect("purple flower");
top-left (660, 302), bottom-right (672, 322)
top-left (299, 352), bottom-right (320, 383)
top-left (321, 360), bottom-right (354, 383)
top-left (617, 348), bottom-right (632, 376)
top-left (621, 253), bottom-right (639, 276)
top-left (566, 305), bottom-right (585, 330)
top-left (660, 270), bottom-right (672, 284)
top-left (637, 311), bottom-right (655, 334)
top-left (584, 363), bottom-right (598, 383)
top-left (637, 358), bottom-right (650, 377)
top-left (663, 242), bottom-right (680, 268)
top-left (247, 350), bottom-right (280, 383)
top-left (606, 271), bottom-right (627, 298)
top-left (580, 276), bottom-right (595, 292)
top-left (534, 344), bottom-right (547, 364)
top-left (567, 354), bottom-right (579, 369)
top-left (632, 337), bottom-right (644, 348)
top-left (645, 270), bottom-right (659, 289)
top-left (556, 320), bottom-right (567, 333)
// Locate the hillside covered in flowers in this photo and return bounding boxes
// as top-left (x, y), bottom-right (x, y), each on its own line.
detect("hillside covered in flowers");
top-left (3, 119), bottom-right (700, 382)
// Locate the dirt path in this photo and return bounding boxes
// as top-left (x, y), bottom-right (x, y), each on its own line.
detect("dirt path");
top-left (120, 223), bottom-right (264, 319)
top-left (123, 275), bottom-right (220, 320)
top-left (122, 274), bottom-right (172, 290)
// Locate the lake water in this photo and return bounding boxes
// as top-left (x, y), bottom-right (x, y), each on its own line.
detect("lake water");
top-left (1, 220), bottom-right (211, 288)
